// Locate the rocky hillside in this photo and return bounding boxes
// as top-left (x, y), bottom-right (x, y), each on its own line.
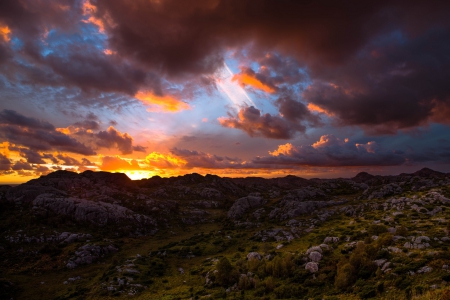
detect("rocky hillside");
top-left (1, 168), bottom-right (450, 299)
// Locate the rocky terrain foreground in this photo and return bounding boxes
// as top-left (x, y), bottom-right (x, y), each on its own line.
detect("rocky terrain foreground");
top-left (1, 168), bottom-right (450, 299)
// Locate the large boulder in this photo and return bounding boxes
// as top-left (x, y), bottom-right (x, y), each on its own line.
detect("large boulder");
top-left (309, 251), bottom-right (322, 262)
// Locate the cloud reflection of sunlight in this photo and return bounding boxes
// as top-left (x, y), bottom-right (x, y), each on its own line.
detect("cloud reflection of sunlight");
top-left (216, 63), bottom-right (255, 109)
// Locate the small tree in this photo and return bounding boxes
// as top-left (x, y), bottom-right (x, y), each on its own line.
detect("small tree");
top-left (335, 261), bottom-right (356, 290)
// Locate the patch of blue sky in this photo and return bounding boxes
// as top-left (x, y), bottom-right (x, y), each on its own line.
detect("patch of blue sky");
top-left (10, 37), bottom-right (24, 51)
top-left (249, 61), bottom-right (261, 71)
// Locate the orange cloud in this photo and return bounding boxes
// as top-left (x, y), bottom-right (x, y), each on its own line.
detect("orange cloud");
top-left (1, 141), bottom-right (10, 158)
top-left (135, 91), bottom-right (190, 112)
top-left (0, 25), bottom-right (11, 42)
top-left (100, 155), bottom-right (141, 171)
top-left (269, 143), bottom-right (295, 156)
top-left (82, 16), bottom-right (105, 32)
top-left (145, 152), bottom-right (187, 169)
top-left (312, 134), bottom-right (343, 148)
top-left (307, 103), bottom-right (334, 116)
top-left (82, 0), bottom-right (105, 32)
top-left (232, 73), bottom-right (276, 93)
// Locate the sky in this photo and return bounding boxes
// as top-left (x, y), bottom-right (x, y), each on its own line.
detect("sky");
top-left (0, 0), bottom-right (450, 184)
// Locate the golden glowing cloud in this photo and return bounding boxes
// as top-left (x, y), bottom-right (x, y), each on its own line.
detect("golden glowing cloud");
top-left (145, 152), bottom-right (187, 168)
top-left (232, 73), bottom-right (276, 93)
top-left (307, 103), bottom-right (334, 116)
top-left (0, 25), bottom-right (11, 42)
top-left (135, 91), bottom-right (190, 112)
top-left (1, 142), bottom-right (10, 157)
top-left (103, 49), bottom-right (114, 55)
top-left (312, 135), bottom-right (339, 148)
top-left (100, 155), bottom-right (141, 171)
top-left (269, 143), bottom-right (295, 156)
top-left (56, 126), bottom-right (92, 135)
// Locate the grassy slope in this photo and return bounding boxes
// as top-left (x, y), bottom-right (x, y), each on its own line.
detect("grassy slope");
top-left (2, 184), bottom-right (450, 299)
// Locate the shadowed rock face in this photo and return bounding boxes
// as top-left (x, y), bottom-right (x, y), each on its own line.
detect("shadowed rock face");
top-left (227, 196), bottom-right (265, 220)
top-left (32, 194), bottom-right (156, 227)
top-left (6, 185), bottom-right (66, 204)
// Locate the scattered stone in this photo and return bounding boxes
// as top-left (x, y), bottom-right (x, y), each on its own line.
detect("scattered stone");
top-left (66, 244), bottom-right (118, 269)
top-left (305, 262), bottom-right (319, 273)
top-left (306, 246), bottom-right (323, 254)
top-left (374, 259), bottom-right (387, 267)
top-left (309, 251), bottom-right (322, 262)
top-left (247, 252), bottom-right (262, 260)
top-left (323, 237), bottom-right (339, 244)
top-left (417, 266), bottom-right (432, 273)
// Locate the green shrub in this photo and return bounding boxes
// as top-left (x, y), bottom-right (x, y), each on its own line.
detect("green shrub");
top-left (368, 224), bottom-right (388, 235)
top-left (216, 257), bottom-right (238, 286)
top-left (335, 261), bottom-right (356, 290)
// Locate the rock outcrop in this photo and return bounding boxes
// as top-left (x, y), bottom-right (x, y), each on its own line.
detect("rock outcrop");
top-left (32, 194), bottom-right (157, 228)
top-left (228, 196), bottom-right (265, 219)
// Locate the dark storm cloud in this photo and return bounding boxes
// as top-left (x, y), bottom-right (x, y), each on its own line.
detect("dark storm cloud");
top-left (0, 0), bottom-right (79, 41)
top-left (220, 95), bottom-right (319, 139)
top-left (73, 119), bottom-right (100, 131)
top-left (92, 0), bottom-right (449, 75)
top-left (56, 153), bottom-right (82, 166)
top-left (275, 96), bottom-right (319, 125)
top-left (170, 148), bottom-right (243, 169)
top-left (94, 0), bottom-right (383, 76)
top-left (219, 106), bottom-right (302, 139)
top-left (0, 0), bottom-right (163, 101)
top-left (16, 148), bottom-right (54, 164)
top-left (43, 49), bottom-right (148, 95)
top-left (95, 126), bottom-right (134, 155)
top-left (11, 160), bottom-right (33, 171)
top-left (303, 28), bottom-right (450, 133)
top-left (0, 153), bottom-right (11, 171)
top-left (81, 157), bottom-right (96, 166)
top-left (0, 110), bottom-right (95, 155)
top-left (0, 109), bottom-right (54, 131)
top-left (8, 145), bottom-right (59, 164)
